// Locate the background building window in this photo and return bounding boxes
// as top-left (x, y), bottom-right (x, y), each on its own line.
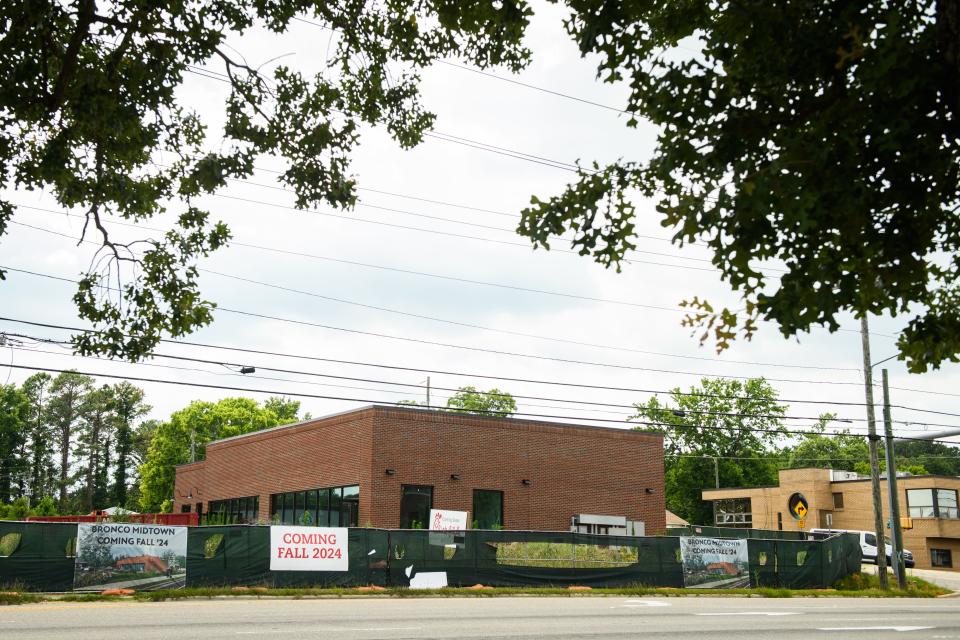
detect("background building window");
top-left (937, 489), bottom-right (958, 519)
top-left (206, 495), bottom-right (258, 524)
top-left (713, 498), bottom-right (752, 528)
top-left (473, 489), bottom-right (504, 529)
top-left (832, 492), bottom-right (844, 509)
top-left (907, 489), bottom-right (959, 519)
top-left (269, 485), bottom-right (359, 527)
top-left (400, 485), bottom-right (433, 528)
top-left (931, 548), bottom-right (953, 568)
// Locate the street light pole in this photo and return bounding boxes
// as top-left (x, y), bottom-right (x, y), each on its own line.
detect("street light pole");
top-left (860, 315), bottom-right (889, 589)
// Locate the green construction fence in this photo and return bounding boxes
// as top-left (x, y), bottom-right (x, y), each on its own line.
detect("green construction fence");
top-left (1, 520), bottom-right (861, 592)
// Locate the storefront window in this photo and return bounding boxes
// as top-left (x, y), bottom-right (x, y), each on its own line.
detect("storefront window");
top-left (268, 484), bottom-right (360, 527)
top-left (400, 485), bottom-right (433, 529)
top-left (473, 490), bottom-right (504, 529)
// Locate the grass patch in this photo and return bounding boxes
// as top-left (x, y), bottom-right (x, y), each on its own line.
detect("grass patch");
top-left (833, 572), bottom-right (948, 597)
top-left (0, 592), bottom-right (41, 606)
top-left (494, 542), bottom-right (639, 568)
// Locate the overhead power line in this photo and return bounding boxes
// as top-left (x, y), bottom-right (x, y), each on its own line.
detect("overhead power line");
top-left (5, 361), bottom-right (959, 445)
top-left (0, 315), bottom-right (951, 415)
top-left (1, 265), bottom-right (870, 386)
top-left (10, 334), bottom-right (957, 432)
top-left (9, 204), bottom-right (900, 344)
top-left (5, 221), bottom-right (823, 371)
top-left (9, 206), bottom-right (695, 315)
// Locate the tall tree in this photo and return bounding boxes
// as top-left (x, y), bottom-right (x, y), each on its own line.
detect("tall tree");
top-left (517, 2), bottom-right (960, 372)
top-left (631, 378), bottom-right (788, 525)
top-left (1, 3), bottom-right (955, 370)
top-left (139, 397), bottom-right (300, 512)
top-left (110, 382), bottom-right (150, 507)
top-left (0, 2), bottom-right (529, 360)
top-left (445, 387), bottom-right (517, 416)
top-left (76, 385), bottom-right (115, 511)
top-left (780, 430), bottom-right (869, 473)
top-left (20, 373), bottom-right (53, 503)
top-left (0, 384), bottom-right (30, 503)
top-left (46, 371), bottom-right (94, 510)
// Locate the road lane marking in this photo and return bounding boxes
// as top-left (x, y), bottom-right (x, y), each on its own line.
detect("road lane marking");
top-left (695, 611), bottom-right (799, 616)
top-left (817, 627), bottom-right (934, 632)
top-left (619, 600), bottom-right (670, 608)
top-left (237, 627), bottom-right (422, 635)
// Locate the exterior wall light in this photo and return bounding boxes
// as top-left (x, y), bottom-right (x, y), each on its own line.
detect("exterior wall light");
top-left (385, 468), bottom-right (396, 476)
top-left (521, 479), bottom-right (531, 486)
top-left (645, 488), bottom-right (654, 494)
top-left (450, 474), bottom-right (460, 480)
top-left (240, 366), bottom-right (256, 374)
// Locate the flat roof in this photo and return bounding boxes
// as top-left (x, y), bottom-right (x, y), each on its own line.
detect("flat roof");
top-left (194, 403), bottom-right (662, 451)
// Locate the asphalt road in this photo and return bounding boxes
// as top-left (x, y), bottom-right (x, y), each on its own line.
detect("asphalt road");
top-left (1, 596), bottom-right (958, 639)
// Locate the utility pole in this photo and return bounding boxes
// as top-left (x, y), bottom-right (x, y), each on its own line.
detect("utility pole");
top-left (860, 315), bottom-right (889, 589)
top-left (426, 376), bottom-right (431, 407)
top-left (190, 428), bottom-right (196, 464)
top-left (882, 369), bottom-right (907, 589)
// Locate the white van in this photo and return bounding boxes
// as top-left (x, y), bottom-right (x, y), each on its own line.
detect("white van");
top-left (808, 528), bottom-right (915, 568)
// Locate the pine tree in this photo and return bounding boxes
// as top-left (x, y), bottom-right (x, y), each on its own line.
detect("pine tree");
top-left (0, 385), bottom-right (29, 503)
top-left (77, 385), bottom-right (114, 512)
top-left (110, 382), bottom-right (149, 507)
top-left (21, 373), bottom-right (53, 504)
top-left (47, 371), bottom-right (94, 511)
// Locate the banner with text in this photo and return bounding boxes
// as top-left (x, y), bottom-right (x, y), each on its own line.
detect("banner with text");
top-left (679, 537), bottom-right (750, 589)
top-left (73, 523), bottom-right (187, 591)
top-left (270, 526), bottom-right (349, 571)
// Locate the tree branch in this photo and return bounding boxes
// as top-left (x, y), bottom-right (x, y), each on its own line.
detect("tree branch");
top-left (47, 0), bottom-right (96, 113)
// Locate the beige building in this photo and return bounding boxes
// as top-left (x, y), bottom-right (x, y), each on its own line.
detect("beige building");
top-left (703, 468), bottom-right (960, 571)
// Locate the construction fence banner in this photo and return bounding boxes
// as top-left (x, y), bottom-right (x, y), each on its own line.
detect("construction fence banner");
top-left (0, 520), bottom-right (862, 592)
top-left (73, 522), bottom-right (188, 592)
top-left (679, 537), bottom-right (750, 588)
top-left (269, 526), bottom-right (349, 572)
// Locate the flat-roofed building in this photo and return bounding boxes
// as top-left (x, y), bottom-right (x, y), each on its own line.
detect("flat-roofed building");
top-left (703, 467), bottom-right (960, 570)
top-left (174, 405), bottom-right (666, 533)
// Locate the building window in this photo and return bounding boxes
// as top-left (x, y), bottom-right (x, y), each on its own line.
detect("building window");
top-left (937, 489), bottom-right (959, 519)
top-left (269, 485), bottom-right (360, 527)
top-left (907, 489), bottom-right (959, 519)
top-left (181, 504), bottom-right (192, 513)
top-left (713, 498), bottom-right (752, 528)
top-left (931, 549), bottom-right (953, 568)
top-left (473, 490), bottom-right (504, 529)
top-left (400, 485), bottom-right (433, 529)
top-left (832, 492), bottom-right (844, 509)
top-left (206, 495), bottom-right (259, 525)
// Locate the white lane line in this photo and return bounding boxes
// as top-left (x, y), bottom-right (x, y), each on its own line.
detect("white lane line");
top-left (696, 612), bottom-right (800, 616)
top-left (817, 627), bottom-right (934, 632)
top-left (619, 600), bottom-right (671, 608)
top-left (237, 627), bottom-right (422, 635)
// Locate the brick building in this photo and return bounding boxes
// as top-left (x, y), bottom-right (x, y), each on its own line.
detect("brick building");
top-left (173, 405), bottom-right (666, 533)
top-left (703, 467), bottom-right (960, 570)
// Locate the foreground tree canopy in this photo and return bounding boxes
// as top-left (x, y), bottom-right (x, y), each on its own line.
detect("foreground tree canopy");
top-left (1, 2), bottom-right (957, 369)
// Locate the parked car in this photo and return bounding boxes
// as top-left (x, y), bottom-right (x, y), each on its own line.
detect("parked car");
top-left (808, 528), bottom-right (915, 568)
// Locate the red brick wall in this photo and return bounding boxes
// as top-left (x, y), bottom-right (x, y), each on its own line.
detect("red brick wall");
top-left (174, 408), bottom-right (375, 522)
top-left (173, 406), bottom-right (665, 533)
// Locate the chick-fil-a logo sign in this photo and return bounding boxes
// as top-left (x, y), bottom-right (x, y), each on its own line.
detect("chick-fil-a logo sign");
top-left (429, 509), bottom-right (468, 531)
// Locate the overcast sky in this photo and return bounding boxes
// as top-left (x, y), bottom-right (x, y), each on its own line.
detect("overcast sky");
top-left (1, 1), bottom-right (958, 450)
